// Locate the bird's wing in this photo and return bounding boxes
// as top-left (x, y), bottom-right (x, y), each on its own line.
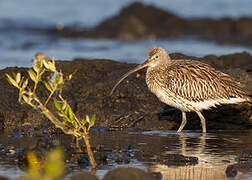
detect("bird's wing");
top-left (160, 60), bottom-right (238, 102)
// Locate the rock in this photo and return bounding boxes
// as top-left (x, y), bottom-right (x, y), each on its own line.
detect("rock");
top-left (225, 165), bottom-right (238, 177)
top-left (0, 52), bottom-right (251, 132)
top-left (71, 172), bottom-right (98, 180)
top-left (55, 2), bottom-right (252, 47)
top-left (226, 163), bottom-right (252, 178)
top-left (226, 149), bottom-right (252, 177)
top-left (103, 167), bottom-right (152, 180)
top-left (235, 18), bottom-right (252, 38)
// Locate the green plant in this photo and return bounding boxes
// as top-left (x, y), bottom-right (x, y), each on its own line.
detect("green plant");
top-left (6, 53), bottom-right (97, 170)
top-left (26, 148), bottom-right (65, 180)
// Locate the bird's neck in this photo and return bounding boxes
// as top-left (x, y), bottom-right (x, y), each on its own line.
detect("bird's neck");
top-left (147, 63), bottom-right (167, 74)
top-left (149, 59), bottom-right (171, 71)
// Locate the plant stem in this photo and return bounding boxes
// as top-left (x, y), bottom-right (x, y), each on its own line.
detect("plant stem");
top-left (33, 81), bottom-right (38, 96)
top-left (34, 95), bottom-right (97, 171)
top-left (32, 94), bottom-right (77, 136)
top-left (44, 89), bottom-right (55, 107)
top-left (58, 94), bottom-right (97, 170)
top-left (82, 134), bottom-right (97, 171)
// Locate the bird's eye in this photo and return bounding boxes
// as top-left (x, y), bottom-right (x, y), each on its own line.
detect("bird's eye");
top-left (155, 56), bottom-right (159, 59)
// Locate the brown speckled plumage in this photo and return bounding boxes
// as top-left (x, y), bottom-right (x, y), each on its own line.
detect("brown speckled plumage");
top-left (111, 47), bottom-right (251, 133)
top-left (147, 60), bottom-right (249, 103)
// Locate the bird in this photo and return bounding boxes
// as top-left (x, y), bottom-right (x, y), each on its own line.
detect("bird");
top-left (110, 47), bottom-right (251, 133)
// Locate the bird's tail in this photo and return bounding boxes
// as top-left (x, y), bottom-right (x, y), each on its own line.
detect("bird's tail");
top-left (227, 84), bottom-right (251, 102)
top-left (234, 91), bottom-right (251, 102)
top-left (245, 95), bottom-right (252, 102)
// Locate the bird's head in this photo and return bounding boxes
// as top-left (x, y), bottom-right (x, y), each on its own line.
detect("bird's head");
top-left (110, 47), bottom-right (170, 95)
top-left (146, 47), bottom-right (171, 67)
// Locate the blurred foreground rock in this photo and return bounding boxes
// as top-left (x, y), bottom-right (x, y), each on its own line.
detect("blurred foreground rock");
top-left (103, 168), bottom-right (153, 180)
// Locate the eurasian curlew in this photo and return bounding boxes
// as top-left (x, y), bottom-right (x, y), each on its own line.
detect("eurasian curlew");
top-left (110, 47), bottom-right (251, 133)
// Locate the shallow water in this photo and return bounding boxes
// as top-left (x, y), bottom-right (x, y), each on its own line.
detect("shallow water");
top-left (0, 130), bottom-right (252, 179)
top-left (1, 31), bottom-right (252, 70)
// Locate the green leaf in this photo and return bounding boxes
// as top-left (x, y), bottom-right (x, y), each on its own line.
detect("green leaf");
top-left (68, 106), bottom-right (74, 121)
top-left (16, 73), bottom-right (21, 84)
top-left (49, 62), bottom-right (56, 72)
top-left (33, 63), bottom-right (39, 73)
top-left (81, 119), bottom-right (87, 126)
top-left (28, 69), bottom-right (37, 82)
top-left (39, 63), bottom-right (43, 72)
top-left (61, 101), bottom-right (67, 111)
top-left (73, 121), bottom-right (78, 129)
top-left (44, 81), bottom-right (52, 92)
top-left (51, 59), bottom-right (56, 71)
top-left (62, 117), bottom-right (68, 125)
top-left (91, 114), bottom-right (96, 123)
top-left (6, 74), bottom-right (19, 88)
top-left (11, 72), bottom-right (17, 79)
top-left (58, 73), bottom-right (64, 85)
top-left (43, 59), bottom-right (50, 69)
top-left (22, 95), bottom-right (29, 103)
top-left (43, 59), bottom-right (56, 72)
top-left (44, 148), bottom-right (65, 179)
top-left (37, 74), bottom-right (42, 82)
top-left (19, 77), bottom-right (24, 87)
top-left (48, 81), bottom-right (55, 90)
top-left (36, 59), bottom-right (43, 71)
top-left (53, 98), bottom-right (61, 111)
top-left (54, 74), bottom-right (59, 85)
top-left (26, 90), bottom-right (33, 96)
top-left (22, 79), bottom-right (29, 89)
top-left (86, 115), bottom-right (90, 124)
top-left (57, 112), bottom-right (65, 118)
top-left (88, 115), bottom-right (96, 131)
top-left (64, 106), bottom-right (68, 116)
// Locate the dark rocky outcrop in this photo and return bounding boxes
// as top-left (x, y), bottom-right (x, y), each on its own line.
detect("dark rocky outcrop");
top-left (0, 52), bottom-right (251, 132)
top-left (55, 2), bottom-right (252, 47)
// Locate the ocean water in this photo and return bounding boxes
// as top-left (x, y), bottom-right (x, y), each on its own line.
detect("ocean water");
top-left (1, 0), bottom-right (252, 27)
top-left (0, 0), bottom-right (252, 68)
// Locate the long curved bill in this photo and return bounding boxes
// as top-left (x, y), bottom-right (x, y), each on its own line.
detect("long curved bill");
top-left (110, 61), bottom-right (149, 96)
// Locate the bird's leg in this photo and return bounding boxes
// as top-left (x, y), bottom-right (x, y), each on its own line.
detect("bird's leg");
top-left (196, 111), bottom-right (206, 133)
top-left (177, 111), bottom-right (187, 132)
